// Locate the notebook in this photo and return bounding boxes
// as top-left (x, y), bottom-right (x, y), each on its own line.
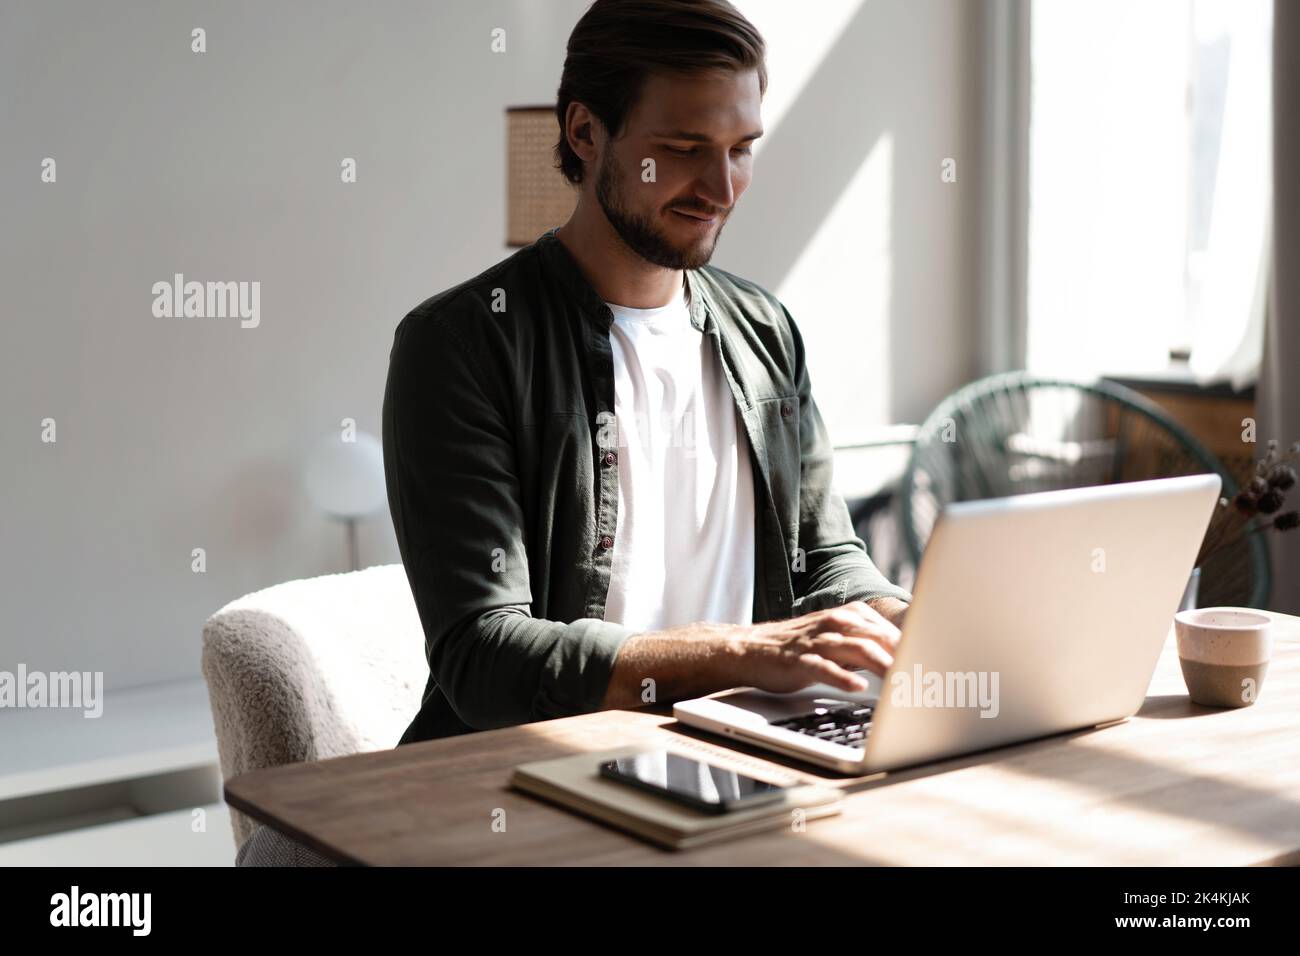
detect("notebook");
top-left (509, 744), bottom-right (844, 850)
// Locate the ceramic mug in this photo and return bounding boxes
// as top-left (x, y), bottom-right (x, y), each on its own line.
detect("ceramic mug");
top-left (1173, 607), bottom-right (1272, 709)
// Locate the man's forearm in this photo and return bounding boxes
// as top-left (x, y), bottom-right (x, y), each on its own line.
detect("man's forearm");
top-left (598, 623), bottom-right (738, 710)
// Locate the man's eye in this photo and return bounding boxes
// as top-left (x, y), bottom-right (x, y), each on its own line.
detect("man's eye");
top-left (662, 144), bottom-right (751, 156)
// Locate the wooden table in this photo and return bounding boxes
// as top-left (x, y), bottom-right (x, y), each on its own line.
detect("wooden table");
top-left (225, 612), bottom-right (1300, 865)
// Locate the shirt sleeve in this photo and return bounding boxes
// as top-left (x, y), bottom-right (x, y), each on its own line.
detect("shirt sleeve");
top-left (382, 307), bottom-right (635, 730)
top-left (781, 302), bottom-right (914, 608)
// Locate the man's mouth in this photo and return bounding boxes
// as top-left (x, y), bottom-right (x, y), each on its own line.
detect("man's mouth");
top-left (670, 208), bottom-right (719, 225)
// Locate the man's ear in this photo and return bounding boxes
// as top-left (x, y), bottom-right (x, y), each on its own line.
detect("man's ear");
top-left (564, 101), bottom-right (599, 169)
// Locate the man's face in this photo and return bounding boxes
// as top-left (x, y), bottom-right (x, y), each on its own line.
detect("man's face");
top-left (593, 68), bottom-right (762, 270)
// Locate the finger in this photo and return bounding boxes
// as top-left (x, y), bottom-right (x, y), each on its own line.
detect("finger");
top-left (808, 633), bottom-right (893, 677)
top-left (817, 608), bottom-right (902, 653)
top-left (797, 652), bottom-right (873, 692)
top-left (841, 602), bottom-right (903, 639)
top-left (844, 600), bottom-right (887, 622)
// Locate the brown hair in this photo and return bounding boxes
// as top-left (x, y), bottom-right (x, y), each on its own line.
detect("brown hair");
top-left (554, 0), bottom-right (767, 185)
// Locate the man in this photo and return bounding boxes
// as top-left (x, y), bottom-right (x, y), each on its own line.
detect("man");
top-left (384, 0), bottom-right (913, 748)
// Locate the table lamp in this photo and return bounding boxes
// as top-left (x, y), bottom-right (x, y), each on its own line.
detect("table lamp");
top-left (303, 429), bottom-right (387, 571)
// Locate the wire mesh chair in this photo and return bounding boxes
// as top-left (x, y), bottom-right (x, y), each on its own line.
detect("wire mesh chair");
top-left (896, 371), bottom-right (1271, 609)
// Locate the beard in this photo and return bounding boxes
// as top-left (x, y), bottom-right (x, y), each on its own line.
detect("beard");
top-left (594, 147), bottom-right (728, 270)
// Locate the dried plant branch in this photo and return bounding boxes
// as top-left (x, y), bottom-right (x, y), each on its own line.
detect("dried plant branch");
top-left (1194, 439), bottom-right (1300, 571)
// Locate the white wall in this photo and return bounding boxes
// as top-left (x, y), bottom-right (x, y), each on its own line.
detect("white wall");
top-left (0, 0), bottom-right (977, 691)
top-left (720, 0), bottom-right (980, 437)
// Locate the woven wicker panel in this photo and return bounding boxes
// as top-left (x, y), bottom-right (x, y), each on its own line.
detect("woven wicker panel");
top-left (507, 108), bottom-right (576, 246)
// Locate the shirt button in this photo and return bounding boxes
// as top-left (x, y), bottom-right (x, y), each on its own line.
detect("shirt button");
top-left (780, 402), bottom-right (794, 418)
top-left (599, 535), bottom-right (614, 550)
top-left (603, 451), bottom-right (617, 466)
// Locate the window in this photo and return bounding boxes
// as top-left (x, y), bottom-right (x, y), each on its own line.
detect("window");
top-left (1026, 0), bottom-right (1272, 386)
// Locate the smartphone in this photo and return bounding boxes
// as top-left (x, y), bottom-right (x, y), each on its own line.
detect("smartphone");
top-left (598, 750), bottom-right (789, 815)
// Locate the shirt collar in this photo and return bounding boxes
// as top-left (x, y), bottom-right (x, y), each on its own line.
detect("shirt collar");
top-left (536, 227), bottom-right (713, 334)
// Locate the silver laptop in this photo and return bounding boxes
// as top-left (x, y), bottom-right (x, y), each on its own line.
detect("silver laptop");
top-left (674, 473), bottom-right (1222, 774)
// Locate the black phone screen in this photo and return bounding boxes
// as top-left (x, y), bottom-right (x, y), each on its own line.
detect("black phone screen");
top-left (598, 750), bottom-right (788, 814)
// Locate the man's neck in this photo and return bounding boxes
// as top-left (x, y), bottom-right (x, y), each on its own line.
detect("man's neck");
top-left (554, 201), bottom-right (684, 309)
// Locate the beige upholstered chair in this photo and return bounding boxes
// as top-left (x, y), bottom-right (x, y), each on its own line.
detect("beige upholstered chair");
top-left (201, 563), bottom-right (426, 863)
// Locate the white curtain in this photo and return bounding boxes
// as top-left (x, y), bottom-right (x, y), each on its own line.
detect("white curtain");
top-left (1188, 0), bottom-right (1273, 389)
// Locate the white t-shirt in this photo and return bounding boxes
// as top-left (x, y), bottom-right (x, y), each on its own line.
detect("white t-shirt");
top-left (601, 277), bottom-right (756, 633)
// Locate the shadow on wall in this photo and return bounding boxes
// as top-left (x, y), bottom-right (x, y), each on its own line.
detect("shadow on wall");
top-left (724, 0), bottom-right (978, 426)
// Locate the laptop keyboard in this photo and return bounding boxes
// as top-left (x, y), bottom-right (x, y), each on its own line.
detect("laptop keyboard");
top-left (769, 703), bottom-right (875, 750)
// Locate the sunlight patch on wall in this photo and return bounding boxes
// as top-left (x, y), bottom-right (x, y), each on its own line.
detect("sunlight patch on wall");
top-left (735, 0), bottom-right (867, 152)
top-left (777, 132), bottom-right (893, 441)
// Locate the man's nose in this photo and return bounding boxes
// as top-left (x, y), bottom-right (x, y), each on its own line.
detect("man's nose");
top-left (694, 154), bottom-right (735, 211)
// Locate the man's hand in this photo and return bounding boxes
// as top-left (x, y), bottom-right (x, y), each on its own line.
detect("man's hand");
top-left (727, 600), bottom-right (901, 695)
top-left (599, 601), bottom-right (905, 709)
top-left (866, 596), bottom-right (910, 630)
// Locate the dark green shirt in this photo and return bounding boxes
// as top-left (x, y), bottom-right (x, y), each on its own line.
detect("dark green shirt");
top-left (383, 228), bottom-right (912, 746)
